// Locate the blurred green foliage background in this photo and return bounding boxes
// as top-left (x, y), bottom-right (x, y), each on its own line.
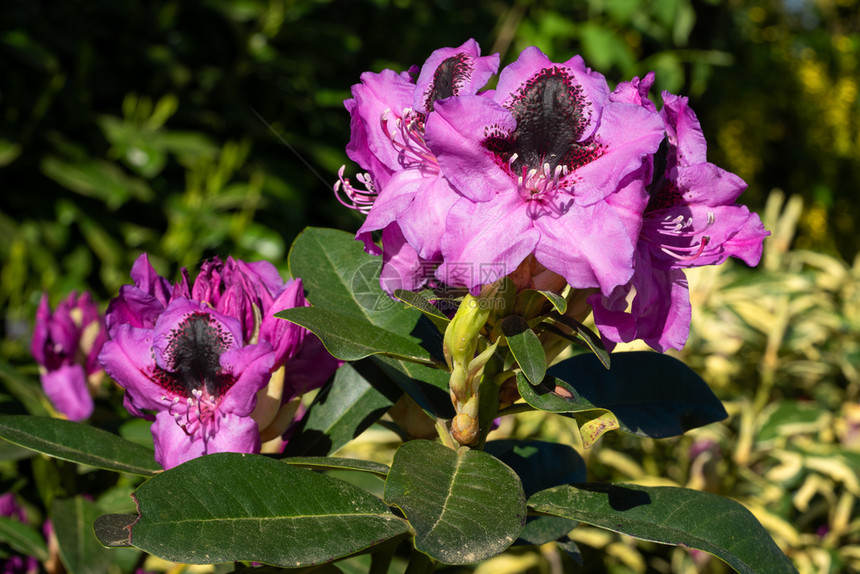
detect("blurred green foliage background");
top-left (1, 0), bottom-right (859, 572)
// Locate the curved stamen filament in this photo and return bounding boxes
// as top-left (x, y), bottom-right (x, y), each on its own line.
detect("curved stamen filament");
top-left (334, 165), bottom-right (378, 214)
top-left (516, 161), bottom-right (570, 203)
top-left (659, 236), bottom-right (710, 260)
top-left (645, 211), bottom-right (715, 261)
top-left (166, 388), bottom-right (222, 438)
top-left (381, 108), bottom-right (439, 168)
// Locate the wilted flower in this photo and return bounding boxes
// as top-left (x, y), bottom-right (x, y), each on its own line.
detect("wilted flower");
top-left (99, 254), bottom-right (338, 469)
top-left (591, 76), bottom-right (768, 351)
top-left (31, 291), bottom-right (107, 421)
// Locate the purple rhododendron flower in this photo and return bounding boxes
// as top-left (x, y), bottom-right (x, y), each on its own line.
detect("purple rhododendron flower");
top-left (31, 291), bottom-right (107, 421)
top-left (337, 41), bottom-right (768, 352)
top-left (426, 46), bottom-right (665, 294)
top-left (336, 39), bottom-right (499, 292)
top-left (591, 75), bottom-right (769, 351)
top-left (99, 254), bottom-right (338, 469)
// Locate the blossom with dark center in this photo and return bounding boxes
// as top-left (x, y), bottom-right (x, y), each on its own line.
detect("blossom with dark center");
top-left (31, 291), bottom-right (107, 421)
top-left (591, 77), bottom-right (768, 351)
top-left (424, 46), bottom-right (665, 293)
top-left (335, 39), bottom-right (498, 291)
top-left (99, 254), bottom-right (338, 468)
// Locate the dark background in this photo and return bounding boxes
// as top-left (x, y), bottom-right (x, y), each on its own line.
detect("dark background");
top-left (2, 0), bottom-right (858, 356)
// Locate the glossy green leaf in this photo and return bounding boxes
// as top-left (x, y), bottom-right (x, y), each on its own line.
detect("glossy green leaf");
top-left (484, 440), bottom-right (586, 497)
top-left (283, 361), bottom-right (402, 457)
top-left (0, 415), bottom-right (161, 476)
top-left (518, 289), bottom-right (567, 315)
top-left (127, 453), bottom-right (410, 566)
top-left (288, 227), bottom-right (419, 335)
top-left (393, 289), bottom-right (450, 331)
top-left (516, 373), bottom-right (610, 416)
top-left (529, 483), bottom-right (798, 574)
top-left (276, 306), bottom-right (434, 364)
top-left (370, 355), bottom-right (454, 419)
top-left (501, 315), bottom-right (546, 386)
top-left (53, 497), bottom-right (114, 574)
top-left (484, 440), bottom-right (583, 546)
top-left (548, 352), bottom-right (728, 438)
top-left (92, 514), bottom-right (135, 548)
top-left (384, 440), bottom-right (526, 564)
top-left (283, 457), bottom-right (390, 477)
top-left (546, 315), bottom-right (610, 369)
top-left (0, 516), bottom-right (49, 562)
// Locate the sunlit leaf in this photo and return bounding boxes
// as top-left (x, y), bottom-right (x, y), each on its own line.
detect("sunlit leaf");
top-left (125, 453), bottom-right (409, 566)
top-left (501, 316), bottom-right (546, 386)
top-left (384, 440), bottom-right (526, 564)
top-left (529, 483), bottom-right (798, 574)
top-left (282, 361), bottom-right (401, 457)
top-left (0, 415), bottom-right (161, 476)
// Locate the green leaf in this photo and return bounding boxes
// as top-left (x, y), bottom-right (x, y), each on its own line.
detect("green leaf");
top-left (516, 373), bottom-right (610, 415)
top-left (500, 315), bottom-right (546, 386)
top-left (276, 307), bottom-right (435, 364)
top-left (393, 289), bottom-right (450, 331)
top-left (283, 361), bottom-right (402, 457)
top-left (92, 514), bottom-right (135, 548)
top-left (53, 497), bottom-right (114, 574)
top-left (370, 355), bottom-right (454, 419)
top-left (518, 289), bottom-right (567, 315)
top-left (288, 227), bottom-right (420, 335)
top-left (548, 352), bottom-right (728, 438)
top-left (0, 360), bottom-right (50, 416)
top-left (484, 440), bottom-right (586, 497)
top-left (529, 484), bottom-right (798, 574)
top-left (126, 453), bottom-right (409, 567)
top-left (0, 415), bottom-right (161, 476)
top-left (484, 440), bottom-right (583, 546)
top-left (546, 315), bottom-right (610, 369)
top-left (283, 457), bottom-right (390, 477)
top-left (384, 440), bottom-right (526, 564)
top-left (0, 516), bottom-right (49, 562)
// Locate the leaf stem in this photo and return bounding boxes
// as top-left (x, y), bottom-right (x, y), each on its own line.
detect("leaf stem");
top-left (435, 419), bottom-right (457, 450)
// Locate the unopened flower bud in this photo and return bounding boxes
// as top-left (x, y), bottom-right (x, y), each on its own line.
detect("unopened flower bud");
top-left (443, 294), bottom-right (490, 370)
top-left (451, 413), bottom-right (479, 446)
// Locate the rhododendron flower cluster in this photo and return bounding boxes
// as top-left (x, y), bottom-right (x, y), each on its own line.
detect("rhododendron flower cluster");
top-left (31, 291), bottom-right (107, 421)
top-left (98, 254), bottom-right (338, 469)
top-left (337, 40), bottom-right (767, 351)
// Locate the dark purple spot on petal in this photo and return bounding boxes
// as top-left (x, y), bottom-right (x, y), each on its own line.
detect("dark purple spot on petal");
top-left (647, 141), bottom-right (686, 212)
top-left (156, 312), bottom-right (234, 398)
top-left (647, 181), bottom-right (686, 213)
top-left (484, 66), bottom-right (602, 174)
top-left (424, 53), bottom-right (473, 112)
